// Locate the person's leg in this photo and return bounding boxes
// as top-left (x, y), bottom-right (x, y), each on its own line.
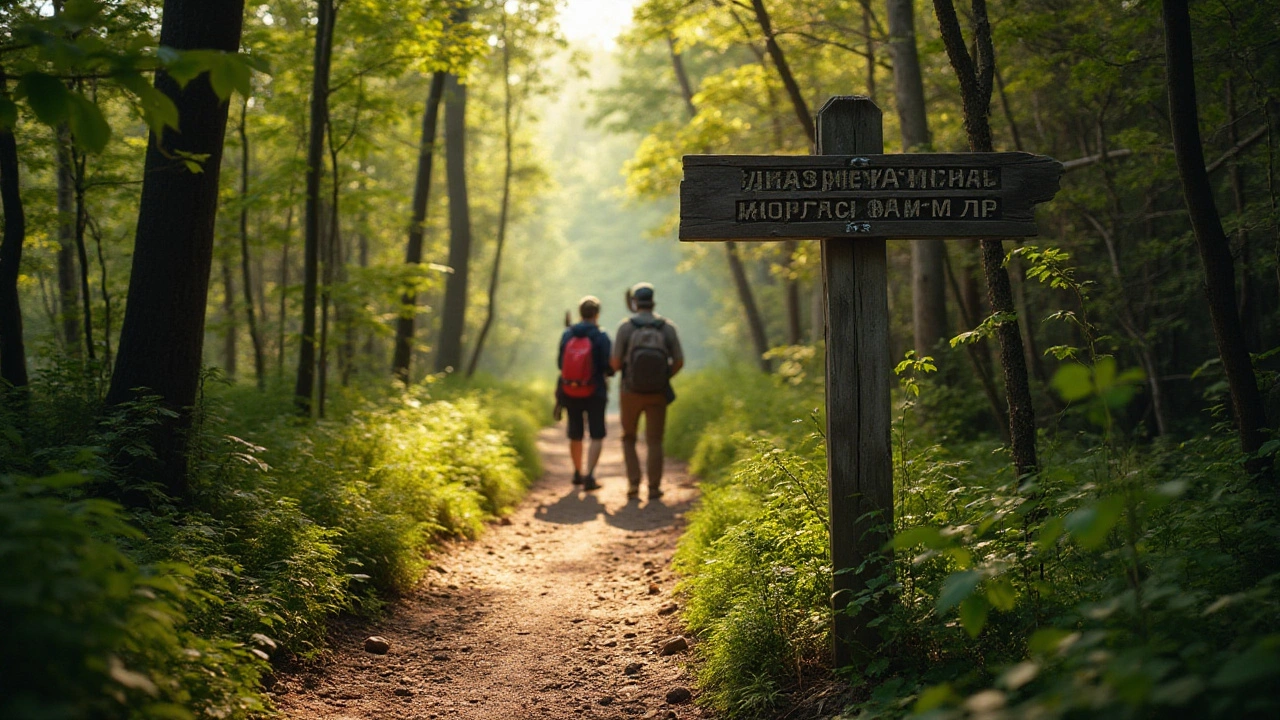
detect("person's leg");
top-left (566, 402), bottom-right (585, 483)
top-left (619, 391), bottom-right (643, 494)
top-left (643, 394), bottom-right (667, 496)
top-left (585, 395), bottom-right (607, 478)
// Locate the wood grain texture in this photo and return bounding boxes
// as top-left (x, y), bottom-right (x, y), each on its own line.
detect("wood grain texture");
top-left (818, 96), bottom-right (893, 667)
top-left (679, 152), bottom-right (1061, 239)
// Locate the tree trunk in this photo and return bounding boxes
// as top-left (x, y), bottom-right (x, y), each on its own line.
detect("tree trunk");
top-left (435, 68), bottom-right (472, 374)
top-left (0, 75), bottom-right (28, 389)
top-left (467, 19), bottom-right (514, 378)
top-left (277, 202), bottom-right (293, 378)
top-left (392, 71), bottom-right (446, 384)
top-left (933, 0), bottom-right (1038, 479)
top-left (860, 0), bottom-right (875, 101)
top-left (86, 214), bottom-right (113, 369)
top-left (221, 257), bottom-right (237, 380)
top-left (238, 98), bottom-right (265, 389)
top-left (294, 0), bottom-right (335, 415)
top-left (55, 128), bottom-right (81, 355)
top-left (72, 146), bottom-right (94, 361)
top-left (1161, 0), bottom-right (1269, 464)
top-left (669, 39), bottom-right (773, 366)
top-left (104, 0), bottom-right (246, 498)
top-left (727, 243), bottom-right (772, 372)
top-left (749, 0), bottom-right (815, 146)
top-left (783, 241), bottom-right (802, 345)
top-left (888, 0), bottom-right (947, 355)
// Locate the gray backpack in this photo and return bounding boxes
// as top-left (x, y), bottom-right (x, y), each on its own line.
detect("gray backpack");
top-left (627, 318), bottom-right (670, 394)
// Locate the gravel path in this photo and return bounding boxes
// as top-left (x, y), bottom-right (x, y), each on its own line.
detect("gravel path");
top-left (272, 416), bottom-right (709, 720)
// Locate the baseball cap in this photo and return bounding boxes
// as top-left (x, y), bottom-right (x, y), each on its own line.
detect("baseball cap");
top-left (631, 282), bottom-right (655, 307)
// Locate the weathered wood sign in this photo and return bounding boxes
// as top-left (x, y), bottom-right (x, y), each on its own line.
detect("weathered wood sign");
top-left (680, 152), bottom-right (1062, 240)
top-left (676, 97), bottom-right (1063, 668)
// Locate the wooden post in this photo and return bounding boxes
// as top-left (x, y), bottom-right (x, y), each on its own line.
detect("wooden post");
top-left (818, 96), bottom-right (892, 667)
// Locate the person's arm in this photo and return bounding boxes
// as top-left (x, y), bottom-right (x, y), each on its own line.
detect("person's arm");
top-left (610, 322), bottom-right (627, 372)
top-left (597, 333), bottom-right (614, 376)
top-left (666, 324), bottom-right (685, 378)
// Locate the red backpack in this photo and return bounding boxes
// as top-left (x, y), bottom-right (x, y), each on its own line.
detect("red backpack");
top-left (560, 336), bottom-right (596, 398)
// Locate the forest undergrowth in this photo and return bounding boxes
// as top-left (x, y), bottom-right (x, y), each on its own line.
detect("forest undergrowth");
top-left (0, 368), bottom-right (546, 720)
top-left (667, 348), bottom-right (1280, 719)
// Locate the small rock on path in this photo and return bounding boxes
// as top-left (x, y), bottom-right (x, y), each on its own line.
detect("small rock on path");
top-left (272, 416), bottom-right (709, 719)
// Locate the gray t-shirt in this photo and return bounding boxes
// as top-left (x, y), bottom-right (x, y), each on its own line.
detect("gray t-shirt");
top-left (612, 311), bottom-right (684, 394)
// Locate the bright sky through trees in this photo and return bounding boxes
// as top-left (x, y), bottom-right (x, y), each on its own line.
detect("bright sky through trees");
top-left (558, 0), bottom-right (639, 46)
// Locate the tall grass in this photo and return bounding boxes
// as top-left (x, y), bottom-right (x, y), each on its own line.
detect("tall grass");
top-left (669, 360), bottom-right (1280, 719)
top-left (0, 371), bottom-right (547, 720)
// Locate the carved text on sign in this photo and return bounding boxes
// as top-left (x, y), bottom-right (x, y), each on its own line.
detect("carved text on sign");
top-left (679, 152), bottom-right (1063, 240)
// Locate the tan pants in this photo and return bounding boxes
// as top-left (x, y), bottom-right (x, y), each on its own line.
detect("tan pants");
top-left (620, 391), bottom-right (667, 490)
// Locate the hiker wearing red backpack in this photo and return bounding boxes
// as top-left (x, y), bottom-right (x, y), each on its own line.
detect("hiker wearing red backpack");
top-left (610, 283), bottom-right (684, 500)
top-left (558, 296), bottom-right (613, 491)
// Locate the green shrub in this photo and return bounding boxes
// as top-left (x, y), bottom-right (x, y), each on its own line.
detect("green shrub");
top-left (0, 369), bottom-right (549, 718)
top-left (0, 474), bottom-right (268, 720)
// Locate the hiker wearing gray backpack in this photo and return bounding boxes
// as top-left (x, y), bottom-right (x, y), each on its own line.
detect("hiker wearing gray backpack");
top-left (610, 283), bottom-right (684, 500)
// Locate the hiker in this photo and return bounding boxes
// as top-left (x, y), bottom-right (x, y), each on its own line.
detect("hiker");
top-left (611, 282), bottom-right (684, 500)
top-left (558, 296), bottom-right (612, 491)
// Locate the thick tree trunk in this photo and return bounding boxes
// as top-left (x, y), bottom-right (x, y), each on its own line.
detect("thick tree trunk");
top-left (467, 23), bottom-right (513, 378)
top-left (104, 0), bottom-right (245, 498)
top-left (294, 0), bottom-right (335, 414)
top-left (392, 71), bottom-right (446, 384)
top-left (933, 0), bottom-right (1038, 479)
top-left (55, 129), bottom-right (81, 355)
top-left (238, 99), bottom-right (265, 389)
top-left (0, 83), bottom-right (28, 389)
top-left (669, 39), bottom-right (773, 367)
top-left (435, 71), bottom-right (472, 373)
top-left (888, 0), bottom-right (948, 355)
top-left (1161, 0), bottom-right (1269, 464)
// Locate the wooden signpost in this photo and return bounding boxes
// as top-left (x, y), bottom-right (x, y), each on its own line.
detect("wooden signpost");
top-left (677, 97), bottom-right (1062, 666)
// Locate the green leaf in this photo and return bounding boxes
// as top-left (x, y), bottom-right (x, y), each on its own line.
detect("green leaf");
top-left (959, 594), bottom-right (989, 637)
top-left (1052, 363), bottom-right (1093, 402)
top-left (1210, 638), bottom-right (1280, 688)
top-left (914, 683), bottom-right (960, 713)
top-left (1036, 516), bottom-right (1066, 552)
top-left (936, 570), bottom-right (982, 613)
top-left (115, 70), bottom-right (180, 134)
top-left (209, 55), bottom-right (252, 99)
top-left (887, 525), bottom-right (945, 550)
top-left (985, 577), bottom-right (1017, 611)
top-left (1093, 356), bottom-right (1117, 391)
top-left (0, 94), bottom-right (16, 129)
top-left (1065, 495), bottom-right (1125, 549)
top-left (1028, 628), bottom-right (1075, 655)
top-left (66, 92), bottom-right (110, 152)
top-left (16, 72), bottom-right (71, 126)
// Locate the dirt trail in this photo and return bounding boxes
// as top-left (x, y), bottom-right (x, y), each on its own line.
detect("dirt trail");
top-left (273, 417), bottom-right (710, 720)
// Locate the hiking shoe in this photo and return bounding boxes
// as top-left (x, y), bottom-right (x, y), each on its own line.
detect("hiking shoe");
top-left (572, 470), bottom-right (583, 485)
top-left (648, 486), bottom-right (664, 500)
top-left (582, 475), bottom-right (601, 491)
top-left (626, 485), bottom-right (640, 499)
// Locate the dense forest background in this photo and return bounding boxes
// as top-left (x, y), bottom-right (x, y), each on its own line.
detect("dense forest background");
top-left (2, 0), bottom-right (1279, 718)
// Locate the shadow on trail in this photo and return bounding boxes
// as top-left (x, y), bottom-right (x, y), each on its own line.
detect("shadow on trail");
top-left (535, 488), bottom-right (608, 525)
top-left (604, 494), bottom-right (695, 532)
